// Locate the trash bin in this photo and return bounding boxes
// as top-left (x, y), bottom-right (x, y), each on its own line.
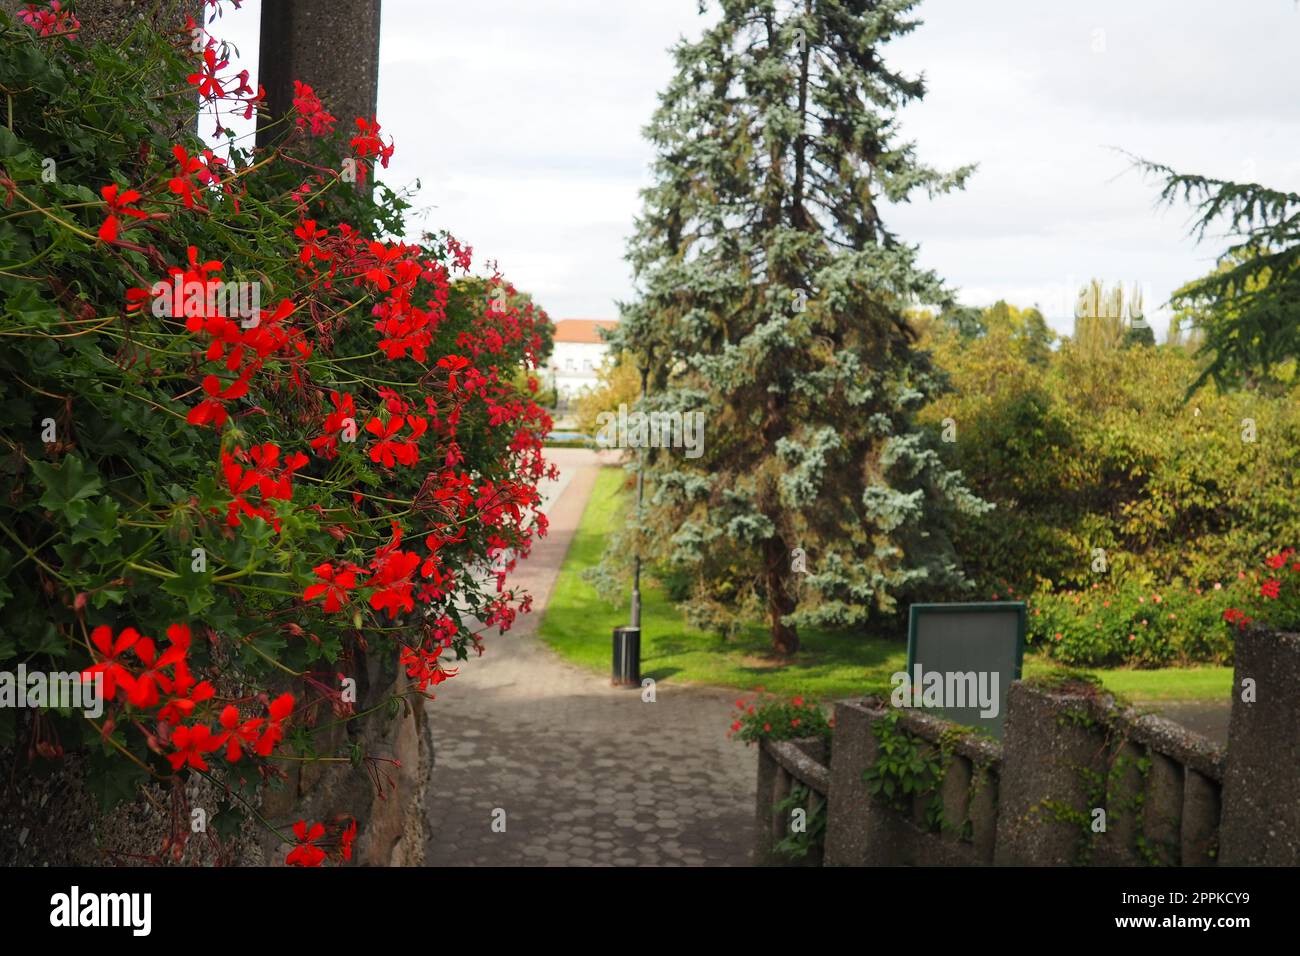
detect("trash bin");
top-left (612, 626), bottom-right (640, 687)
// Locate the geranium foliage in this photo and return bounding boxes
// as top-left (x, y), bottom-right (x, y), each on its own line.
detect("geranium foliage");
top-left (0, 3), bottom-right (553, 863)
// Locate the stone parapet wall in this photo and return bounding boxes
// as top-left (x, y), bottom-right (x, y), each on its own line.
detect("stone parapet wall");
top-left (758, 627), bottom-right (1295, 868)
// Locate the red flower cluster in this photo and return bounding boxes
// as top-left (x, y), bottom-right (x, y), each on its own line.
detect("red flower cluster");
top-left (79, 624), bottom-right (296, 771)
top-left (292, 80), bottom-right (337, 136)
top-left (348, 117), bottom-right (394, 185)
top-left (400, 621), bottom-right (459, 695)
top-left (184, 36), bottom-right (263, 135)
top-left (221, 443), bottom-right (309, 530)
top-left (1222, 546), bottom-right (1300, 632)
top-left (285, 817), bottom-right (356, 866)
top-left (17, 1), bottom-right (79, 38)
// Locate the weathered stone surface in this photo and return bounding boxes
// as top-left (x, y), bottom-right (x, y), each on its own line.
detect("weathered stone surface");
top-left (253, 644), bottom-right (429, 867)
top-left (1093, 739), bottom-right (1144, 866)
top-left (1219, 628), bottom-right (1300, 865)
top-left (941, 755), bottom-right (971, 845)
top-left (967, 765), bottom-right (998, 861)
top-left (993, 682), bottom-right (1109, 866)
top-left (1181, 769), bottom-right (1220, 867)
top-left (1141, 751), bottom-right (1183, 867)
top-left (1121, 710), bottom-right (1225, 782)
top-left (823, 699), bottom-right (879, 866)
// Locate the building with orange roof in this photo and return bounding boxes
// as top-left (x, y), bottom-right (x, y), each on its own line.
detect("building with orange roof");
top-left (547, 319), bottom-right (618, 401)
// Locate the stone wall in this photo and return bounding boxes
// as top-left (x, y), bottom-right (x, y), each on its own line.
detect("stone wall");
top-left (757, 627), bottom-right (1296, 867)
top-left (0, 647), bottom-right (432, 867)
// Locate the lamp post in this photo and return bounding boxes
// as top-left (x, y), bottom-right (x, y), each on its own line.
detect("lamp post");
top-left (612, 364), bottom-right (649, 686)
top-left (630, 364), bottom-right (648, 628)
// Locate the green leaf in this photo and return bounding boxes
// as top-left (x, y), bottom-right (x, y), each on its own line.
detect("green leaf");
top-left (85, 744), bottom-right (150, 814)
top-left (161, 563), bottom-right (215, 617)
top-left (30, 456), bottom-right (102, 525)
top-left (20, 620), bottom-right (66, 657)
top-left (71, 496), bottom-right (120, 546)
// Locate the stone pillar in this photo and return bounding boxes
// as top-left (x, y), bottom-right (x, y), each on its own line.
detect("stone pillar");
top-left (994, 681), bottom-right (1109, 866)
top-left (1219, 628), bottom-right (1300, 865)
top-left (754, 743), bottom-right (780, 865)
top-left (823, 699), bottom-right (879, 865)
top-left (823, 699), bottom-right (921, 865)
top-left (256, 0), bottom-right (383, 147)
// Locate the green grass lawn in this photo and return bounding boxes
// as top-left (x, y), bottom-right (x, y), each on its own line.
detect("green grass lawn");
top-left (538, 467), bottom-right (1232, 704)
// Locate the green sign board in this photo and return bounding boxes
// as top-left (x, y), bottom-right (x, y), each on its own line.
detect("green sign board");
top-left (903, 602), bottom-right (1026, 738)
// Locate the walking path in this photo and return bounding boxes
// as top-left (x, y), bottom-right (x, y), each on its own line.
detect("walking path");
top-left (422, 448), bottom-right (756, 866)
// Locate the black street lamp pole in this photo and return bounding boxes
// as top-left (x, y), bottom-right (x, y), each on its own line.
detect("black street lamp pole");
top-left (613, 363), bottom-right (649, 686)
top-left (630, 364), bottom-right (648, 630)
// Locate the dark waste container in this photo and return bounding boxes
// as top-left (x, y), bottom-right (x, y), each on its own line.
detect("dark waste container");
top-left (612, 626), bottom-right (641, 687)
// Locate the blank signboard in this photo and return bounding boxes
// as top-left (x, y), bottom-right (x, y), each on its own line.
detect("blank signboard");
top-left (905, 602), bottom-right (1026, 739)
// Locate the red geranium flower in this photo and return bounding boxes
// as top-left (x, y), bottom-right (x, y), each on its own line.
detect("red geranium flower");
top-left (304, 562), bottom-right (358, 613)
top-left (187, 46), bottom-right (229, 101)
top-left (285, 820), bottom-right (327, 867)
top-left (81, 625), bottom-right (140, 701)
top-left (167, 724), bottom-right (222, 771)
top-left (217, 704), bottom-right (264, 763)
top-left (98, 184), bottom-right (147, 242)
top-left (255, 692), bottom-right (295, 757)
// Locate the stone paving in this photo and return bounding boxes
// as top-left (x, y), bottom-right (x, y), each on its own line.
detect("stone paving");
top-left (422, 448), bottom-right (756, 866)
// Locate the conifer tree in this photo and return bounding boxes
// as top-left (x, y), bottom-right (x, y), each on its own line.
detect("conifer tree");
top-left (1138, 158), bottom-right (1300, 390)
top-left (612, 0), bottom-right (988, 654)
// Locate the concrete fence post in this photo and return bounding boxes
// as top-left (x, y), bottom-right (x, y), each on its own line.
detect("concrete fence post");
top-left (994, 681), bottom-right (1109, 865)
top-left (1219, 628), bottom-right (1300, 865)
top-left (823, 699), bottom-right (881, 865)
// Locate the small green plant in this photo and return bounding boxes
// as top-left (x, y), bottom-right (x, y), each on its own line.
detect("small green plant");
top-left (862, 711), bottom-right (945, 831)
top-left (772, 784), bottom-right (826, 861)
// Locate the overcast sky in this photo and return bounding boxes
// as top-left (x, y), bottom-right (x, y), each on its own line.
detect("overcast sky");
top-left (211, 0), bottom-right (1300, 340)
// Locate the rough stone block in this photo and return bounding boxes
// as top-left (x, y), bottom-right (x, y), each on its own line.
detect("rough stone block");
top-left (1141, 751), bottom-right (1183, 866)
top-left (940, 754), bottom-right (972, 844)
top-left (1094, 739), bottom-right (1143, 866)
top-left (1181, 769), bottom-right (1220, 867)
top-left (1220, 628), bottom-right (1300, 865)
top-left (823, 699), bottom-right (881, 866)
top-left (994, 681), bottom-right (1110, 865)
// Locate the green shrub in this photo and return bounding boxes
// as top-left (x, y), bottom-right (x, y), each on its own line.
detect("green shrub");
top-left (1027, 576), bottom-right (1251, 667)
top-left (919, 316), bottom-right (1300, 596)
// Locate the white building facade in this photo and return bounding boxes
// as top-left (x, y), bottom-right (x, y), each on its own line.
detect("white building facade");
top-left (547, 319), bottom-right (617, 401)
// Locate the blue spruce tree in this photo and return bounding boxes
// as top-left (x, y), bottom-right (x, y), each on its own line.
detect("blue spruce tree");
top-left (613, 0), bottom-right (989, 654)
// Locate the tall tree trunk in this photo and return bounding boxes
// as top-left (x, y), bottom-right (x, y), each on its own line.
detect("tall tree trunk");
top-left (763, 536), bottom-right (799, 655)
top-left (257, 0), bottom-right (382, 148)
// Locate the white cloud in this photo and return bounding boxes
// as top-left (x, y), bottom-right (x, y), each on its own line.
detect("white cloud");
top-left (207, 0), bottom-right (1300, 336)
